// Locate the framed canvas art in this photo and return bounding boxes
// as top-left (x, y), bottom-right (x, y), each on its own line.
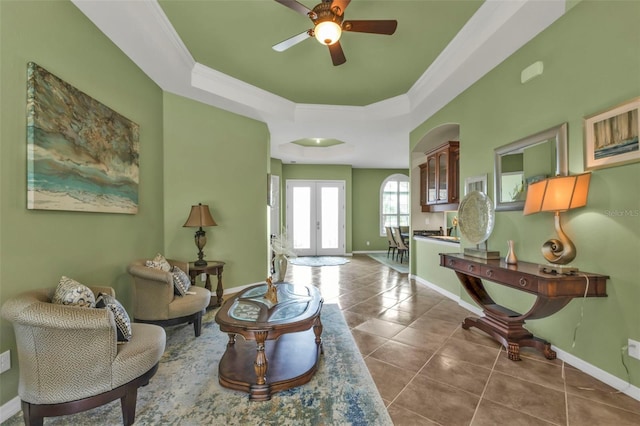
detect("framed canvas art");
top-left (584, 97), bottom-right (639, 170)
top-left (26, 62), bottom-right (139, 214)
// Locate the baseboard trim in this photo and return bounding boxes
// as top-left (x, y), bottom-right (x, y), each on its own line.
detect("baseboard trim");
top-left (552, 346), bottom-right (640, 401)
top-left (410, 274), bottom-right (639, 401)
top-left (0, 396), bottom-right (20, 422)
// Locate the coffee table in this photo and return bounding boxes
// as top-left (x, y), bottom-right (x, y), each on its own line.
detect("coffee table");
top-left (214, 282), bottom-right (323, 401)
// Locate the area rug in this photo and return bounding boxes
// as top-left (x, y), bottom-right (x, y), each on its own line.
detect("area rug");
top-left (368, 253), bottom-right (410, 274)
top-left (3, 304), bottom-right (391, 426)
top-left (289, 256), bottom-right (350, 267)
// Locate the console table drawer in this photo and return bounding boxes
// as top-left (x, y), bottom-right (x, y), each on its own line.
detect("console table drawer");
top-left (443, 256), bottom-right (480, 275)
top-left (481, 266), bottom-right (538, 294)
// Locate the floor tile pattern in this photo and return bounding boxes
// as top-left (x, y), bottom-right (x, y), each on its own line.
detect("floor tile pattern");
top-left (285, 255), bottom-right (640, 425)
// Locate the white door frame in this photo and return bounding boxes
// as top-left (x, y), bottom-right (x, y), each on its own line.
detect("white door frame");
top-left (285, 180), bottom-right (345, 256)
top-left (269, 174), bottom-right (280, 237)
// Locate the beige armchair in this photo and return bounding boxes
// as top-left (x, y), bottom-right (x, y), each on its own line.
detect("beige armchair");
top-left (127, 259), bottom-right (211, 337)
top-left (0, 286), bottom-right (165, 426)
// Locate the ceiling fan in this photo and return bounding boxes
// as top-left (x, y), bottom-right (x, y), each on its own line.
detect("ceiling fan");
top-left (272, 0), bottom-right (398, 66)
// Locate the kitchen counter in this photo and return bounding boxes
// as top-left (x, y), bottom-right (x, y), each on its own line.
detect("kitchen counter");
top-left (413, 235), bottom-right (460, 244)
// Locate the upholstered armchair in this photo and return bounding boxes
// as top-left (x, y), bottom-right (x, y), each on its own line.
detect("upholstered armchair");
top-left (127, 259), bottom-right (211, 337)
top-left (0, 286), bottom-right (166, 426)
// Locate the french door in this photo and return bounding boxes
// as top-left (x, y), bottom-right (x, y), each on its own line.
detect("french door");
top-left (285, 180), bottom-right (345, 256)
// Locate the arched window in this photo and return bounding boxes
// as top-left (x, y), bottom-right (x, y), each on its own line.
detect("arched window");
top-left (380, 174), bottom-right (409, 236)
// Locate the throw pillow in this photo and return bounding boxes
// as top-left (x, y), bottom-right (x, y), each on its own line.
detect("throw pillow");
top-left (95, 293), bottom-right (132, 343)
top-left (171, 266), bottom-right (192, 296)
top-left (145, 253), bottom-right (171, 272)
top-left (52, 276), bottom-right (96, 308)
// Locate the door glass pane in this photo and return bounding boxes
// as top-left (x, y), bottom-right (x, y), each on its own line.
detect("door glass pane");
top-left (321, 187), bottom-right (339, 249)
top-left (427, 157), bottom-right (436, 202)
top-left (292, 187), bottom-right (311, 250)
top-left (438, 152), bottom-right (448, 200)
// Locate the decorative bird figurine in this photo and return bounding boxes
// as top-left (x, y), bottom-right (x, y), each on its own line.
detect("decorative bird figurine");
top-left (264, 276), bottom-right (278, 305)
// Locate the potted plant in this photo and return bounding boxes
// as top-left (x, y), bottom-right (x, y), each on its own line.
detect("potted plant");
top-left (270, 232), bottom-right (296, 283)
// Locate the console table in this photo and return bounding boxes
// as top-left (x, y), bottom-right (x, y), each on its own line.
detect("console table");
top-left (188, 261), bottom-right (225, 309)
top-left (440, 253), bottom-right (608, 361)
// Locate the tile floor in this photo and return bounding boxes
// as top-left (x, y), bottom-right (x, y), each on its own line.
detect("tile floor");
top-left (285, 254), bottom-right (640, 425)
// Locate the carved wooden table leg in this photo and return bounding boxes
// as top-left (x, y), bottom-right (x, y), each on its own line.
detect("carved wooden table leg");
top-left (226, 333), bottom-right (236, 346)
top-left (250, 331), bottom-right (270, 401)
top-left (454, 270), bottom-right (567, 361)
top-left (313, 316), bottom-right (324, 354)
top-left (507, 342), bottom-right (521, 361)
top-left (216, 268), bottom-right (224, 306)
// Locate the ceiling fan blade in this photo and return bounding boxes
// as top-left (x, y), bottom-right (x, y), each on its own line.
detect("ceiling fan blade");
top-left (328, 42), bottom-right (346, 66)
top-left (272, 30), bottom-right (312, 52)
top-left (343, 20), bottom-right (398, 35)
top-left (274, 0), bottom-right (312, 17)
top-left (330, 0), bottom-right (351, 16)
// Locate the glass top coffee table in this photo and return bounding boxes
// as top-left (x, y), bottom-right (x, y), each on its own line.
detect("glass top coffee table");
top-left (214, 282), bottom-right (323, 401)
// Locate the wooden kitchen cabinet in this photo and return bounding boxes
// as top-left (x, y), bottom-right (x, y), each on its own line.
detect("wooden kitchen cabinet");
top-left (419, 141), bottom-right (459, 212)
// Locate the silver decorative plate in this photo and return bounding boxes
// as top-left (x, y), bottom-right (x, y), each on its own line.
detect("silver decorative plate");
top-left (458, 191), bottom-right (495, 245)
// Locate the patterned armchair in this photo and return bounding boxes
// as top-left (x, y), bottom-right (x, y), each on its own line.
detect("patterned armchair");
top-left (0, 286), bottom-right (166, 426)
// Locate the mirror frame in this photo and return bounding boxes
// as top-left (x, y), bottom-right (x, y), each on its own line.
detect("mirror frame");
top-left (494, 123), bottom-right (568, 211)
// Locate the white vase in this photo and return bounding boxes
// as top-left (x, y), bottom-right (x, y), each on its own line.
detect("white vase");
top-left (505, 240), bottom-right (518, 265)
top-left (273, 254), bottom-right (288, 283)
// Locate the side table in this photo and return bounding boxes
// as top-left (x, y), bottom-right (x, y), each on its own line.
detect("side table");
top-left (189, 261), bottom-right (225, 309)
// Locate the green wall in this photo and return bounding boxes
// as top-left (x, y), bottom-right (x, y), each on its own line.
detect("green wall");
top-left (352, 168), bottom-right (409, 252)
top-left (411, 1), bottom-right (640, 386)
top-left (162, 93), bottom-right (270, 288)
top-left (0, 1), bottom-right (271, 407)
top-left (0, 0), bottom-right (164, 405)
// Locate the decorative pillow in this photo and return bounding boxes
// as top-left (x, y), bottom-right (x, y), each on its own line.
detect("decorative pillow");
top-left (52, 276), bottom-right (96, 308)
top-left (145, 253), bottom-right (171, 272)
top-left (95, 293), bottom-right (132, 343)
top-left (171, 266), bottom-right (192, 296)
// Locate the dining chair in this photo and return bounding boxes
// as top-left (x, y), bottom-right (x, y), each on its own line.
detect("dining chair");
top-left (385, 227), bottom-right (397, 259)
top-left (393, 227), bottom-right (410, 263)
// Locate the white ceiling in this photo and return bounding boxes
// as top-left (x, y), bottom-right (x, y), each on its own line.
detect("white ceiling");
top-left (72, 0), bottom-right (566, 168)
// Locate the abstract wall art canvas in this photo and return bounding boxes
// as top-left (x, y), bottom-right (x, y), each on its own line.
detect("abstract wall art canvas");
top-left (26, 62), bottom-right (139, 214)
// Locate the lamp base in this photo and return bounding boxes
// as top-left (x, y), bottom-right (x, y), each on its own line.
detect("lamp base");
top-left (538, 264), bottom-right (578, 275)
top-left (194, 259), bottom-right (208, 267)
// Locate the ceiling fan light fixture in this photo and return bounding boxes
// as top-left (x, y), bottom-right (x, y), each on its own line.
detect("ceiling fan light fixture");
top-left (314, 21), bottom-right (341, 45)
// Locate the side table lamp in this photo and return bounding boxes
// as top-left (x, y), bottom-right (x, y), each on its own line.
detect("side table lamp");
top-left (523, 173), bottom-right (591, 274)
top-left (183, 203), bottom-right (217, 266)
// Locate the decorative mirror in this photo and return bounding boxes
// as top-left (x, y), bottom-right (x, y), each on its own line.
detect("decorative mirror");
top-left (494, 123), bottom-right (568, 211)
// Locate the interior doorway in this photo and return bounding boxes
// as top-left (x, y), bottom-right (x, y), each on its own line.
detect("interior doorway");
top-left (285, 180), bottom-right (345, 256)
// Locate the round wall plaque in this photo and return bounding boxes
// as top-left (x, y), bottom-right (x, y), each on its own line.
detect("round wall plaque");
top-left (458, 191), bottom-right (495, 245)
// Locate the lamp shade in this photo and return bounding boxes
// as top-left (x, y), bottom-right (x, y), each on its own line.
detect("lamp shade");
top-left (314, 21), bottom-right (342, 45)
top-left (183, 203), bottom-right (217, 228)
top-left (523, 173), bottom-right (591, 215)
